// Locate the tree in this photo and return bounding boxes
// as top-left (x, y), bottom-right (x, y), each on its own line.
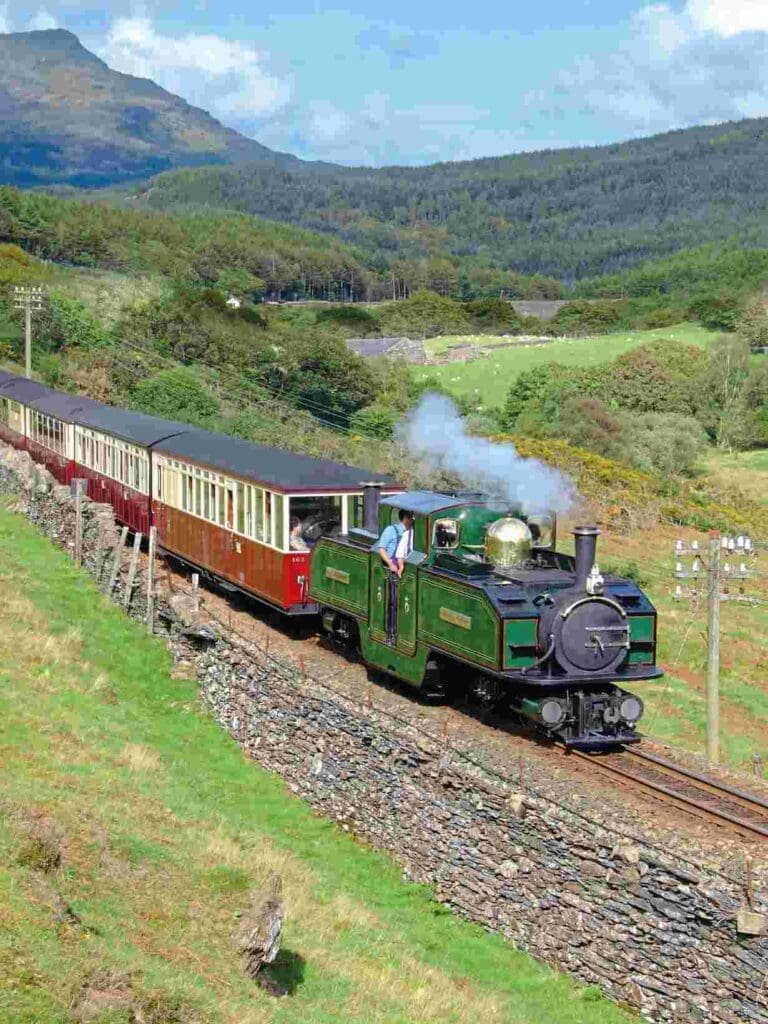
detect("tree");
top-left (688, 293), bottom-right (742, 331)
top-left (700, 336), bottom-right (751, 449)
top-left (377, 290), bottom-right (470, 338)
top-left (736, 300), bottom-right (768, 352)
top-left (465, 297), bottom-right (522, 333)
top-left (349, 403), bottom-right (401, 439)
top-left (131, 367), bottom-right (220, 425)
top-left (628, 413), bottom-right (707, 476)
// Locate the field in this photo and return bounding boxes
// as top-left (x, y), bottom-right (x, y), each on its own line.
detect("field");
top-left (0, 502), bottom-right (630, 1024)
top-left (704, 449), bottom-right (768, 507)
top-left (414, 324), bottom-right (719, 406)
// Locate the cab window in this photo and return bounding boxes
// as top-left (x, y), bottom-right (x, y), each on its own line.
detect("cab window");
top-left (433, 518), bottom-right (459, 549)
top-left (527, 514), bottom-right (554, 548)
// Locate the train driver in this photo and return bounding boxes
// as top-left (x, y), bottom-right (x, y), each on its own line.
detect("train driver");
top-left (376, 509), bottom-right (415, 578)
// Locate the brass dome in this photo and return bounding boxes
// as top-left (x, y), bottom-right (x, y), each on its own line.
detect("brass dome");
top-left (485, 517), bottom-right (533, 568)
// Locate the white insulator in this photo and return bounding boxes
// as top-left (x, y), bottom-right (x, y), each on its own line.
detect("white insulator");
top-left (737, 535), bottom-right (745, 550)
top-left (721, 535), bottom-right (729, 550)
top-left (745, 537), bottom-right (753, 551)
top-left (728, 537), bottom-right (736, 551)
top-left (691, 540), bottom-right (699, 552)
top-left (674, 584), bottom-right (683, 601)
top-left (675, 539), bottom-right (684, 553)
top-left (675, 560), bottom-right (684, 574)
top-left (740, 561), bottom-right (748, 576)
top-left (692, 558), bottom-right (702, 575)
top-left (723, 562), bottom-right (731, 575)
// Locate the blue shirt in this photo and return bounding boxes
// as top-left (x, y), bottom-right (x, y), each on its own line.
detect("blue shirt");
top-left (375, 522), bottom-right (404, 559)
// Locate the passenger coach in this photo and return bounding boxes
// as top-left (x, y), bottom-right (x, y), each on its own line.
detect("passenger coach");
top-left (0, 369), bottom-right (398, 616)
top-left (152, 429), bottom-right (398, 614)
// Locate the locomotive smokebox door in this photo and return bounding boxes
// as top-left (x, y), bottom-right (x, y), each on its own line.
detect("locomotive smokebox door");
top-left (553, 597), bottom-right (630, 675)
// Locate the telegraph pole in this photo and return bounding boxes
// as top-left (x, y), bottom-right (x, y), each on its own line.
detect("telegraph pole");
top-left (706, 532), bottom-right (721, 763)
top-left (675, 532), bottom-right (758, 765)
top-left (12, 285), bottom-right (44, 379)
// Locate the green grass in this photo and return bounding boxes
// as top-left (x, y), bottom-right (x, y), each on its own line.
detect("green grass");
top-left (0, 503), bottom-right (631, 1024)
top-left (415, 324), bottom-right (719, 405)
top-left (703, 448), bottom-right (768, 507)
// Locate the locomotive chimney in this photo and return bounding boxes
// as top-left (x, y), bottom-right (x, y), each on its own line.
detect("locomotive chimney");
top-left (361, 481), bottom-right (384, 535)
top-left (573, 525), bottom-right (600, 590)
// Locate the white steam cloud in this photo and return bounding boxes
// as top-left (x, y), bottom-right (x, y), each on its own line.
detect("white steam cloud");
top-left (397, 394), bottom-right (575, 514)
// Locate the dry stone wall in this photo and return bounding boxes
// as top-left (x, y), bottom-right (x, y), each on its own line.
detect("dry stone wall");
top-left (2, 442), bottom-right (768, 1023)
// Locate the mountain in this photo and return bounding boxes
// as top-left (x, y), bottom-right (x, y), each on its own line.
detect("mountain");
top-left (134, 118), bottom-right (768, 281)
top-left (0, 29), bottom-right (304, 187)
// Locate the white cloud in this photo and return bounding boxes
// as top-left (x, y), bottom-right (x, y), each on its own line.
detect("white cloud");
top-left (524, 0), bottom-right (768, 137)
top-left (686, 0), bottom-right (768, 37)
top-left (28, 10), bottom-right (57, 30)
top-left (0, 5), bottom-right (10, 34)
top-left (99, 17), bottom-right (289, 120)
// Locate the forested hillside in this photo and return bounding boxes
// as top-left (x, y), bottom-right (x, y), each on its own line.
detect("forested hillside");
top-left (136, 118), bottom-right (768, 282)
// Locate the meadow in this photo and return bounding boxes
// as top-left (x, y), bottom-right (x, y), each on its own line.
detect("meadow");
top-left (414, 324), bottom-right (719, 406)
top-left (0, 502), bottom-right (630, 1024)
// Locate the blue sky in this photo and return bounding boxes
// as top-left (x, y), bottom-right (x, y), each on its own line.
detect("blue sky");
top-left (3, 0), bottom-right (768, 165)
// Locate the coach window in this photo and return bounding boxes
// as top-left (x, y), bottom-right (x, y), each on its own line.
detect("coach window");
top-left (236, 482), bottom-right (245, 534)
top-left (263, 491), bottom-right (272, 545)
top-left (289, 496), bottom-right (342, 545)
top-left (272, 493), bottom-right (285, 549)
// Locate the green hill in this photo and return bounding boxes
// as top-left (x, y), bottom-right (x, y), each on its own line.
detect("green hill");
top-left (0, 29), bottom-right (306, 187)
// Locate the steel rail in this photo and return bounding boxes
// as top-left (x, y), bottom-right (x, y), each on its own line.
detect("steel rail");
top-left (568, 749), bottom-right (768, 841)
top-left (627, 747), bottom-right (768, 816)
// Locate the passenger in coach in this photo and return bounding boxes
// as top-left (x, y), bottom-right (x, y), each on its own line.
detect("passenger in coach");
top-left (289, 516), bottom-right (309, 551)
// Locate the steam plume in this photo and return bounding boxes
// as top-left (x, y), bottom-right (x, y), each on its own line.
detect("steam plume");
top-left (396, 394), bottom-right (575, 514)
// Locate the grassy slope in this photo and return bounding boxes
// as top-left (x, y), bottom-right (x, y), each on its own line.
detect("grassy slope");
top-left (704, 449), bottom-right (768, 507)
top-left (0, 502), bottom-right (629, 1024)
top-left (415, 324), bottom-right (718, 406)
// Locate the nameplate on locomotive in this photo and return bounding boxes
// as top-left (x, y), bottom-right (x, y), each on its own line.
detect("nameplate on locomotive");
top-left (325, 567), bottom-right (350, 585)
top-left (439, 607), bottom-right (472, 630)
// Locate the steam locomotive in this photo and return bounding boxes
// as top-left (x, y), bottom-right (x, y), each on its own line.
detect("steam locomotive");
top-left (311, 486), bottom-right (661, 750)
top-left (0, 370), bottom-right (660, 750)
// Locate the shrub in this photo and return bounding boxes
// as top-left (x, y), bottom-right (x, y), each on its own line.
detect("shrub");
top-left (736, 300), bottom-right (768, 351)
top-left (627, 412), bottom-right (708, 476)
top-left (464, 297), bottom-right (522, 333)
top-left (556, 396), bottom-right (626, 461)
top-left (131, 367), bottom-right (220, 424)
top-left (377, 290), bottom-right (470, 338)
top-left (552, 300), bottom-right (622, 334)
top-left (349, 402), bottom-right (401, 439)
top-left (688, 292), bottom-right (742, 331)
top-left (316, 305), bottom-right (382, 336)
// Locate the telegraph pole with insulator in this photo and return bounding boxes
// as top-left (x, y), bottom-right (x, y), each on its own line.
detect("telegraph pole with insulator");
top-left (12, 285), bottom-right (44, 379)
top-left (674, 531), bottom-right (758, 764)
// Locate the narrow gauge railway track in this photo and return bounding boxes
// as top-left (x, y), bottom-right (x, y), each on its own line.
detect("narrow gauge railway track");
top-left (569, 746), bottom-right (768, 841)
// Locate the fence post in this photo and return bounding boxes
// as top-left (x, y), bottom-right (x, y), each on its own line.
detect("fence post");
top-left (70, 478), bottom-right (87, 567)
top-left (107, 526), bottom-right (129, 596)
top-left (191, 573), bottom-right (200, 629)
top-left (146, 526), bottom-right (157, 633)
top-left (123, 531), bottom-right (142, 612)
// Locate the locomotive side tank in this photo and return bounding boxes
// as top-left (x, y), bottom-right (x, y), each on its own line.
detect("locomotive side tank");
top-left (310, 489), bottom-right (661, 750)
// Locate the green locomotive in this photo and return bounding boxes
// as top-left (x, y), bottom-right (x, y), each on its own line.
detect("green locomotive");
top-left (310, 486), bottom-right (661, 749)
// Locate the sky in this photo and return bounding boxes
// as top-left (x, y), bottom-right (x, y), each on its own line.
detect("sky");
top-left (2, 0), bottom-right (768, 165)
